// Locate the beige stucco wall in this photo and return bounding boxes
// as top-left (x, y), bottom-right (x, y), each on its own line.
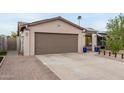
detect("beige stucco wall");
top-left (19, 31), bottom-right (24, 55)
top-left (19, 31), bottom-right (29, 56)
top-left (92, 34), bottom-right (97, 51)
top-left (27, 20), bottom-right (85, 55)
top-left (16, 36), bottom-right (20, 51)
top-left (24, 30), bottom-right (30, 56)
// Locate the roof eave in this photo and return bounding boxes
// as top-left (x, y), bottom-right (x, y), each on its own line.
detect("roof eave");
top-left (24, 16), bottom-right (86, 31)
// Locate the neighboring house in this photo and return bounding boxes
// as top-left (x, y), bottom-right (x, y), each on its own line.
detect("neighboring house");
top-left (17, 16), bottom-right (97, 56)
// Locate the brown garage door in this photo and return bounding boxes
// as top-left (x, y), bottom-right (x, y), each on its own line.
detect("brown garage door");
top-left (35, 33), bottom-right (78, 55)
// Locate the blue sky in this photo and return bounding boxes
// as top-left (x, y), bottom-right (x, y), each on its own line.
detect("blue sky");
top-left (0, 13), bottom-right (120, 35)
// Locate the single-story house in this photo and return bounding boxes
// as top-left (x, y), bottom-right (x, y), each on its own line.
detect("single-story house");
top-left (17, 16), bottom-right (98, 56)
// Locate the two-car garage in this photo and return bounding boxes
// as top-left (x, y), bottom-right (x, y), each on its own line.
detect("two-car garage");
top-left (35, 33), bottom-right (78, 55)
top-left (18, 17), bottom-right (85, 56)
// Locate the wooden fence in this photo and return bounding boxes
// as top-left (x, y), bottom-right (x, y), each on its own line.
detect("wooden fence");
top-left (0, 36), bottom-right (7, 51)
top-left (0, 36), bottom-right (17, 51)
top-left (7, 37), bottom-right (16, 50)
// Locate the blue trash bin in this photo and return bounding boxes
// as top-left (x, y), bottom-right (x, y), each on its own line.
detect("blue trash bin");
top-left (94, 47), bottom-right (100, 52)
top-left (83, 47), bottom-right (87, 53)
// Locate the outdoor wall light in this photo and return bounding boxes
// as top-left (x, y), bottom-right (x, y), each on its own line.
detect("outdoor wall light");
top-left (57, 24), bottom-right (61, 27)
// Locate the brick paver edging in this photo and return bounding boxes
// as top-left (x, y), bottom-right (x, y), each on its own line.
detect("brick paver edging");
top-left (0, 56), bottom-right (6, 68)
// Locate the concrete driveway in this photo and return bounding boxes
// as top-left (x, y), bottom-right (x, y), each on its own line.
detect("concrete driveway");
top-left (36, 53), bottom-right (124, 80)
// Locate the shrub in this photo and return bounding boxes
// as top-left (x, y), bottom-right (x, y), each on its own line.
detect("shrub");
top-left (0, 51), bottom-right (7, 55)
top-left (106, 14), bottom-right (124, 53)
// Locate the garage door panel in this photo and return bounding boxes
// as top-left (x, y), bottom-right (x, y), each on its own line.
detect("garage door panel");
top-left (35, 33), bottom-right (78, 54)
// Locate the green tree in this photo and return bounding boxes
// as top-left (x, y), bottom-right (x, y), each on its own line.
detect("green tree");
top-left (10, 32), bottom-right (17, 39)
top-left (106, 14), bottom-right (124, 53)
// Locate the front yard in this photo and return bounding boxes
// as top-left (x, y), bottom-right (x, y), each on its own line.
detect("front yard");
top-left (1, 51), bottom-right (124, 80)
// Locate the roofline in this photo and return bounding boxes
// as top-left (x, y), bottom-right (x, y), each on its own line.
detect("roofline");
top-left (20, 16), bottom-right (86, 31)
